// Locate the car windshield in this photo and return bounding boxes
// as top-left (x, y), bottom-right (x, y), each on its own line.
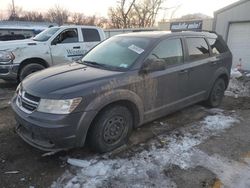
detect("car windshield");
top-left (81, 36), bottom-right (151, 70)
top-left (33, 27), bottom-right (60, 41)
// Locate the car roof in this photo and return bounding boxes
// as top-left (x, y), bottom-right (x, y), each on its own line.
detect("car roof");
top-left (116, 31), bottom-right (218, 39)
top-left (58, 25), bottom-right (101, 30)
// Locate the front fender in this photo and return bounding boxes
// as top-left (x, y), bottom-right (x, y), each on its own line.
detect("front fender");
top-left (12, 44), bottom-right (52, 66)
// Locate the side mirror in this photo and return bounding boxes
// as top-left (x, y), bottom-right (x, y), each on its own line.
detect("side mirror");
top-left (140, 59), bottom-right (166, 74)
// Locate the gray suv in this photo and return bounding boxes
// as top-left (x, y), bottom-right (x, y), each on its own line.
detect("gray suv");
top-left (11, 31), bottom-right (232, 153)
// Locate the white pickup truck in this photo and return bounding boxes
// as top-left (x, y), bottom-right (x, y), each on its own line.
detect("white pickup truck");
top-left (0, 25), bottom-right (105, 81)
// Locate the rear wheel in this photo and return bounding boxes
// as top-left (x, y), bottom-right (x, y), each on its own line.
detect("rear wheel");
top-left (88, 105), bottom-right (133, 153)
top-left (19, 63), bottom-right (45, 81)
top-left (206, 78), bottom-right (226, 107)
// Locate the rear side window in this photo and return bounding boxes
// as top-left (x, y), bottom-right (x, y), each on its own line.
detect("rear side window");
top-left (186, 38), bottom-right (209, 61)
top-left (147, 38), bottom-right (183, 66)
top-left (207, 38), bottom-right (228, 55)
top-left (81, 28), bottom-right (101, 42)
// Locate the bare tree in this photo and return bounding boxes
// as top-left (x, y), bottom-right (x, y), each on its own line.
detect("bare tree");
top-left (108, 0), bottom-right (166, 28)
top-left (108, 0), bottom-right (136, 28)
top-left (95, 17), bottom-right (109, 28)
top-left (46, 5), bottom-right (69, 25)
top-left (7, 3), bottom-right (23, 20)
top-left (22, 11), bottom-right (44, 22)
top-left (133, 0), bottom-right (164, 27)
top-left (71, 13), bottom-right (98, 25)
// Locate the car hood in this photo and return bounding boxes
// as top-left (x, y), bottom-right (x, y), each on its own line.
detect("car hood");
top-left (22, 63), bottom-right (123, 99)
top-left (0, 39), bottom-right (43, 50)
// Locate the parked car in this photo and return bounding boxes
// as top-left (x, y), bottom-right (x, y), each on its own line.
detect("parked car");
top-left (11, 31), bottom-right (232, 153)
top-left (0, 34), bottom-right (26, 41)
top-left (0, 25), bottom-right (105, 81)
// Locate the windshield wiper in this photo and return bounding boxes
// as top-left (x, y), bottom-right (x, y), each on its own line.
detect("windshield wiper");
top-left (82, 60), bottom-right (126, 71)
top-left (82, 60), bottom-right (108, 68)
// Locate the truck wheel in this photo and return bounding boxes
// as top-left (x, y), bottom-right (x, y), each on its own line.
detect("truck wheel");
top-left (19, 63), bottom-right (45, 81)
top-left (88, 105), bottom-right (133, 153)
top-left (206, 78), bottom-right (226, 107)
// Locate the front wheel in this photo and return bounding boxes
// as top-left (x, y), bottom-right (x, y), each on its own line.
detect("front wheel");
top-left (88, 105), bottom-right (133, 153)
top-left (206, 78), bottom-right (226, 107)
top-left (19, 63), bottom-right (45, 82)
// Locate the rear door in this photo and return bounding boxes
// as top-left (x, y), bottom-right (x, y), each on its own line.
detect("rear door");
top-left (50, 28), bottom-right (84, 64)
top-left (184, 37), bottom-right (213, 101)
top-left (81, 28), bottom-right (102, 53)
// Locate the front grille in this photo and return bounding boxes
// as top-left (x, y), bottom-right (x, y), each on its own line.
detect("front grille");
top-left (24, 92), bottom-right (40, 103)
top-left (16, 89), bottom-right (40, 114)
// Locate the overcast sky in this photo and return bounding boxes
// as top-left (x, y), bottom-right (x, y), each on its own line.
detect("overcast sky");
top-left (0, 0), bottom-right (239, 19)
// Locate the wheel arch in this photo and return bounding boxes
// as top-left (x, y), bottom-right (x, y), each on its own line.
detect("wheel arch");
top-left (18, 57), bottom-right (49, 78)
top-left (76, 89), bottom-right (144, 147)
top-left (209, 67), bottom-right (230, 91)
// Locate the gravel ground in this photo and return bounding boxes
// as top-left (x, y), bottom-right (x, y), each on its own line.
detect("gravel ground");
top-left (0, 76), bottom-right (250, 188)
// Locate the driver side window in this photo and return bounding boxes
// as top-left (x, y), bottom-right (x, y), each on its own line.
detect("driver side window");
top-left (56, 29), bottom-right (79, 44)
top-left (147, 38), bottom-right (183, 67)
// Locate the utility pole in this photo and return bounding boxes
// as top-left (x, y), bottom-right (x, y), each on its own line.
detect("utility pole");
top-left (11, 0), bottom-right (17, 20)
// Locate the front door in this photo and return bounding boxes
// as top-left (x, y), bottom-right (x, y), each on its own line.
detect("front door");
top-left (50, 28), bottom-right (85, 64)
top-left (141, 38), bottom-right (189, 121)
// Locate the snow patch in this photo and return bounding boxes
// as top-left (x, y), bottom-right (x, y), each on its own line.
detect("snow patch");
top-left (52, 111), bottom-right (240, 188)
top-left (189, 150), bottom-right (250, 188)
top-left (67, 158), bottom-right (91, 168)
top-left (226, 78), bottom-right (250, 97)
top-left (231, 69), bottom-right (243, 79)
top-left (202, 114), bottom-right (238, 131)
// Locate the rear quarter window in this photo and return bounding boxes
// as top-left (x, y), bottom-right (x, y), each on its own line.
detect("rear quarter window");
top-left (186, 37), bottom-right (210, 61)
top-left (207, 38), bottom-right (228, 55)
top-left (81, 28), bottom-right (101, 42)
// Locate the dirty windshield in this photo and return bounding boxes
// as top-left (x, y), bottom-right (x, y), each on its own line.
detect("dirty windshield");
top-left (81, 36), bottom-right (151, 70)
top-left (33, 27), bottom-right (60, 41)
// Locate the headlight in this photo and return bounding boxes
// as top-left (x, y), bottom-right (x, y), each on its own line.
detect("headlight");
top-left (37, 97), bottom-right (82, 114)
top-left (0, 51), bottom-right (15, 63)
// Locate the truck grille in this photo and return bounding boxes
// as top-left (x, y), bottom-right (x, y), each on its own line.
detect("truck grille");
top-left (16, 89), bottom-right (40, 114)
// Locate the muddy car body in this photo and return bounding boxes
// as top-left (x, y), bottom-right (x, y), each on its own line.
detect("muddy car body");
top-left (11, 31), bottom-right (232, 152)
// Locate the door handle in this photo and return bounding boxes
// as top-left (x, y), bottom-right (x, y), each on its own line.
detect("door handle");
top-left (179, 69), bottom-right (189, 74)
top-left (73, 46), bottom-right (80, 49)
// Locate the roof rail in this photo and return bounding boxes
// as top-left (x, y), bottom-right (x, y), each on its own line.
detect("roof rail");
top-left (172, 29), bottom-right (218, 35)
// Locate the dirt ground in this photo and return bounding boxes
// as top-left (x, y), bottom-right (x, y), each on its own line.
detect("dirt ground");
top-left (0, 79), bottom-right (250, 188)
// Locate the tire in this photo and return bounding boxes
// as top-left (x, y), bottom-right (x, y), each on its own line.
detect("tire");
top-left (88, 105), bottom-right (133, 153)
top-left (19, 63), bottom-right (45, 82)
top-left (206, 78), bottom-right (226, 107)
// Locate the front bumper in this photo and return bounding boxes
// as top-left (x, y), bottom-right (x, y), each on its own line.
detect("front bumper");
top-left (11, 96), bottom-right (92, 151)
top-left (0, 64), bottom-right (19, 80)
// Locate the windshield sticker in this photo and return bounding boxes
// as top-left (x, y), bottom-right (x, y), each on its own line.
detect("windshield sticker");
top-left (128, 45), bottom-right (144, 54)
top-left (119, 64), bottom-right (128, 68)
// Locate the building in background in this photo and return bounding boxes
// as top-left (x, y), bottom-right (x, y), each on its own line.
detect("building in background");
top-left (214, 0), bottom-right (250, 70)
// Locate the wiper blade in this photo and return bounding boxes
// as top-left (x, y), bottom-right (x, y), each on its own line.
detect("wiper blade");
top-left (83, 60), bottom-right (100, 66)
top-left (82, 61), bottom-right (108, 68)
top-left (82, 60), bottom-right (125, 71)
